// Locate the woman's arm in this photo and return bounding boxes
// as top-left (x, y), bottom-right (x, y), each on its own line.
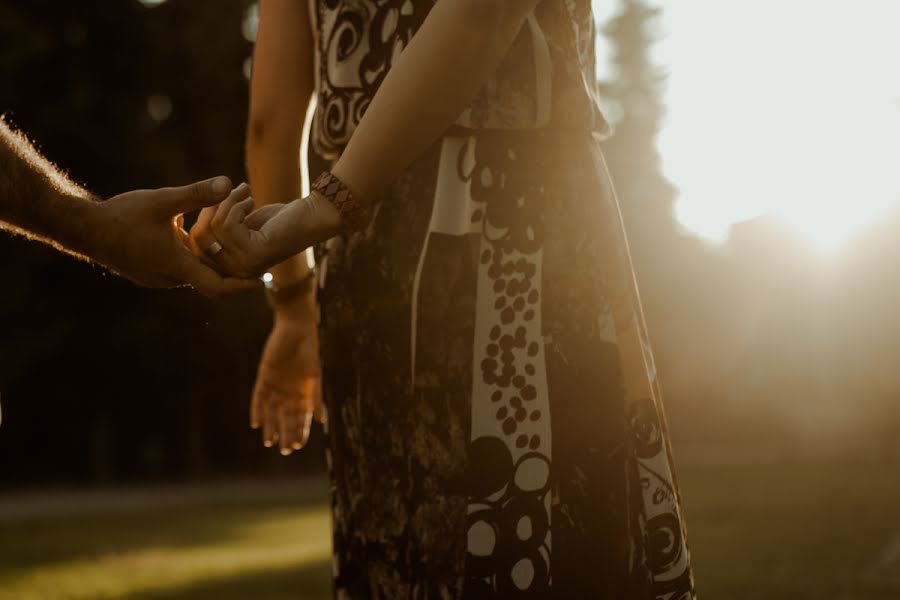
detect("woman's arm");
top-left (239, 0), bottom-right (324, 454)
top-left (201, 0), bottom-right (543, 274)
top-left (330, 0), bottom-right (541, 202)
top-left (244, 0), bottom-right (316, 282)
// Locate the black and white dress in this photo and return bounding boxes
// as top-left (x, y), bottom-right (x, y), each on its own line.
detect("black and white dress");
top-left (311, 1), bottom-right (696, 598)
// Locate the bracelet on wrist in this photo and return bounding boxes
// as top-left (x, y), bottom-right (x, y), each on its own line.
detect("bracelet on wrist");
top-left (311, 171), bottom-right (363, 236)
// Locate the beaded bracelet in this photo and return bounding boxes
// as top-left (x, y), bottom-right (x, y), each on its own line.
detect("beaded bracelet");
top-left (310, 171), bottom-right (364, 236)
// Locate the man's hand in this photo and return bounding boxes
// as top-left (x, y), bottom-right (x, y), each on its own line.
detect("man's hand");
top-left (87, 177), bottom-right (261, 297)
top-left (0, 121), bottom-right (257, 297)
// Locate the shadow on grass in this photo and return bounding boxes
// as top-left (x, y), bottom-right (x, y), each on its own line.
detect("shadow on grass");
top-left (122, 559), bottom-right (333, 600)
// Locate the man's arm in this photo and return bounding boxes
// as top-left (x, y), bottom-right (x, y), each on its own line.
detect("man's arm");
top-left (0, 117), bottom-right (259, 297)
top-left (0, 117), bottom-right (98, 259)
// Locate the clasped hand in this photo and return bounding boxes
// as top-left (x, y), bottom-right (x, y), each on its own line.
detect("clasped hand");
top-left (186, 183), bottom-right (341, 454)
top-left (185, 183), bottom-right (341, 278)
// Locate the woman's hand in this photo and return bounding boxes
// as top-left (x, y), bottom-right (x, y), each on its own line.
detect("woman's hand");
top-left (252, 284), bottom-right (325, 454)
top-left (188, 188), bottom-right (342, 278)
top-left (186, 187), bottom-right (332, 454)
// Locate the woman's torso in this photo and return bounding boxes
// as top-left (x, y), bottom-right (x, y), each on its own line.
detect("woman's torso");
top-left (310, 0), bottom-right (609, 159)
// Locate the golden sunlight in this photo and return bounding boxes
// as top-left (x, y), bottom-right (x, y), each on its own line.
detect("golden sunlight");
top-left (598, 0), bottom-right (900, 251)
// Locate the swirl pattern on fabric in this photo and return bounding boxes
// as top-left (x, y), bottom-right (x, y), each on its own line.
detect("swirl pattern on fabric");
top-left (311, 0), bottom-right (609, 160)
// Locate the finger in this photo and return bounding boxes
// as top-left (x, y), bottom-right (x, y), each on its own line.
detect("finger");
top-left (299, 410), bottom-right (313, 449)
top-left (220, 198), bottom-right (256, 251)
top-left (190, 184), bottom-right (247, 248)
top-left (287, 380), bottom-right (316, 451)
top-left (183, 230), bottom-right (227, 273)
top-left (177, 226), bottom-right (225, 275)
top-left (227, 197), bottom-right (255, 228)
top-left (211, 183), bottom-right (251, 236)
top-left (174, 251), bottom-right (261, 298)
top-left (175, 220), bottom-right (190, 247)
top-left (204, 246), bottom-right (247, 280)
top-left (302, 382), bottom-right (316, 444)
top-left (250, 379), bottom-right (266, 429)
top-left (189, 205), bottom-right (219, 255)
top-left (244, 203), bottom-right (286, 230)
top-left (155, 176), bottom-right (232, 217)
top-left (263, 393), bottom-right (281, 448)
top-left (280, 400), bottom-right (296, 456)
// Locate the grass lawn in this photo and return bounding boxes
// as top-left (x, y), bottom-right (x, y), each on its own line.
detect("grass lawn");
top-left (1, 464), bottom-right (899, 599)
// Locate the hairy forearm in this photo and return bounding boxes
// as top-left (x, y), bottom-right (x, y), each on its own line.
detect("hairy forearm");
top-left (331, 0), bottom-right (539, 202)
top-left (0, 118), bottom-right (99, 258)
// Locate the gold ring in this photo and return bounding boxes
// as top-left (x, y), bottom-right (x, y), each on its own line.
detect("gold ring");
top-left (205, 240), bottom-right (224, 257)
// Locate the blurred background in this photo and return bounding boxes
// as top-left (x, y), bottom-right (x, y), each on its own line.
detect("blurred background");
top-left (1, 0), bottom-right (899, 598)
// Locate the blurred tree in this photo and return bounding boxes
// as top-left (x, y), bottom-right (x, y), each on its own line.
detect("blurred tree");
top-left (595, 0), bottom-right (900, 457)
top-left (597, 0), bottom-right (732, 442)
top-left (598, 0), bottom-right (678, 261)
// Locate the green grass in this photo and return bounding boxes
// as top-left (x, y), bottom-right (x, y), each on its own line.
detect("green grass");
top-left (0, 487), bottom-right (333, 600)
top-left (681, 462), bottom-right (900, 600)
top-left (1, 464), bottom-right (899, 599)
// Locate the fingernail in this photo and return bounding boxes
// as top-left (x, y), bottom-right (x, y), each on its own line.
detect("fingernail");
top-left (280, 448), bottom-right (293, 456)
top-left (292, 442), bottom-right (303, 450)
top-left (263, 439), bottom-right (274, 448)
top-left (250, 421), bottom-right (260, 429)
top-left (212, 177), bottom-right (230, 195)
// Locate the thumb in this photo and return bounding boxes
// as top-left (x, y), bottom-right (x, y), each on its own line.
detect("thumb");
top-left (154, 176), bottom-right (233, 216)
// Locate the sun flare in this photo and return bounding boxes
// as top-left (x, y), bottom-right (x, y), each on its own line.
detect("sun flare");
top-left (595, 0), bottom-right (900, 251)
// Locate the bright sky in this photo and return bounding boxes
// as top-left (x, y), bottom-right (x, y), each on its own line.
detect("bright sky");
top-left (594, 0), bottom-right (900, 250)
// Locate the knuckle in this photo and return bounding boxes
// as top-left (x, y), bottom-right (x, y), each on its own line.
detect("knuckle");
top-left (212, 213), bottom-right (229, 234)
top-left (210, 224), bottom-right (227, 242)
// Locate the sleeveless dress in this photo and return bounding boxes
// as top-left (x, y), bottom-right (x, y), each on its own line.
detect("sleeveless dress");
top-left (310, 1), bottom-right (696, 598)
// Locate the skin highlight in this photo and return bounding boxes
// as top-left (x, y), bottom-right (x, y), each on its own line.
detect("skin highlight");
top-left (0, 118), bottom-right (260, 297)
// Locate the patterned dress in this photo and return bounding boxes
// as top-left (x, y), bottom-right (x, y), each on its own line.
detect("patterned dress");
top-left (311, 1), bottom-right (696, 598)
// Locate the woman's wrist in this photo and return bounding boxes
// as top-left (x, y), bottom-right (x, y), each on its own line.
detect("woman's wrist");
top-left (254, 190), bottom-right (343, 271)
top-left (310, 171), bottom-right (364, 235)
top-left (256, 197), bottom-right (320, 266)
top-left (268, 252), bottom-right (311, 287)
top-left (264, 268), bottom-right (316, 309)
